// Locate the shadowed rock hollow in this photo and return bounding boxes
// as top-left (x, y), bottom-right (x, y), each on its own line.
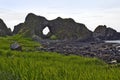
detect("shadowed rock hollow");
top-left (13, 13), bottom-right (93, 41)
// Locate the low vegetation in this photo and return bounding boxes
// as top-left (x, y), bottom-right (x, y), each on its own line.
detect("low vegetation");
top-left (50, 35), bottom-right (58, 40)
top-left (0, 35), bottom-right (120, 80)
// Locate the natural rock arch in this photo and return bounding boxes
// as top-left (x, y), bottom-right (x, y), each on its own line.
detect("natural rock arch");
top-left (42, 26), bottom-right (50, 35)
top-left (40, 25), bottom-right (53, 39)
top-left (13, 13), bottom-right (93, 40)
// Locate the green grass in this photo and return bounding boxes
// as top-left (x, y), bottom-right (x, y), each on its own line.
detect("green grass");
top-left (0, 35), bottom-right (120, 80)
top-left (0, 35), bottom-right (40, 51)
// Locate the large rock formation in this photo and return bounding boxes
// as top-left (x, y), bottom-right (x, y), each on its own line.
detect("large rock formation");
top-left (48, 17), bottom-right (92, 40)
top-left (0, 19), bottom-right (12, 36)
top-left (13, 13), bottom-right (92, 41)
top-left (93, 25), bottom-right (120, 40)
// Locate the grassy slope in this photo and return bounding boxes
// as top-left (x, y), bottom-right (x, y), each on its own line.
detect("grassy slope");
top-left (0, 35), bottom-right (120, 80)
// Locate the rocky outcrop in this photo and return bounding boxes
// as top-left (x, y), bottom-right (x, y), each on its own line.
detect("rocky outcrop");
top-left (0, 19), bottom-right (12, 36)
top-left (13, 13), bottom-right (92, 41)
top-left (93, 25), bottom-right (120, 40)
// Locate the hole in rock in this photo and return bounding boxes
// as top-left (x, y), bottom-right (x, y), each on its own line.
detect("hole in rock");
top-left (42, 26), bottom-right (50, 35)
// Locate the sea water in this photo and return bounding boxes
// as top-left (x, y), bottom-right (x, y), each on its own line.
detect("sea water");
top-left (105, 40), bottom-right (120, 52)
top-left (105, 40), bottom-right (120, 44)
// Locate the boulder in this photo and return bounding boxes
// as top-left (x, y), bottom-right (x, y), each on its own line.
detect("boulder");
top-left (13, 13), bottom-right (93, 41)
top-left (10, 42), bottom-right (22, 51)
top-left (0, 19), bottom-right (12, 36)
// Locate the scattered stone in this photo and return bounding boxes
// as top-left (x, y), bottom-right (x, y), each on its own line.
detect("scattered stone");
top-left (37, 40), bottom-right (120, 64)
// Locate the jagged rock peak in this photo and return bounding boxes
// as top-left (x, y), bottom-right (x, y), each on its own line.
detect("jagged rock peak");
top-left (0, 18), bottom-right (7, 28)
top-left (0, 18), bottom-right (12, 36)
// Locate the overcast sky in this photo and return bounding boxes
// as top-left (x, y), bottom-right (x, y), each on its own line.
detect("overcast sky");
top-left (0, 0), bottom-right (120, 31)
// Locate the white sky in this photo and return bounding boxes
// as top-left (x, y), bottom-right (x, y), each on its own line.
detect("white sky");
top-left (0, 0), bottom-right (120, 32)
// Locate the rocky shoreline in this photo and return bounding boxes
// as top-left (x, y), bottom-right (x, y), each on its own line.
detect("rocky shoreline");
top-left (37, 40), bottom-right (120, 64)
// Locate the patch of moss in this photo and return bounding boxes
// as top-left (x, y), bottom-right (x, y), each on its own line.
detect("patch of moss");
top-left (50, 35), bottom-right (57, 40)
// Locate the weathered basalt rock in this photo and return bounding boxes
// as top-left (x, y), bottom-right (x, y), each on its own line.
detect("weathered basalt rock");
top-left (0, 19), bottom-right (12, 36)
top-left (13, 13), bottom-right (92, 40)
top-left (93, 25), bottom-right (120, 40)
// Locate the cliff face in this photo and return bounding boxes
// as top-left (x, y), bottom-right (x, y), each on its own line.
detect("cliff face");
top-left (13, 13), bottom-right (92, 40)
top-left (0, 19), bottom-right (12, 36)
top-left (93, 25), bottom-right (120, 40)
